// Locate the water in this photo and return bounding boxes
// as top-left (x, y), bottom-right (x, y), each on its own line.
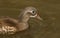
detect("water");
top-left (0, 0), bottom-right (60, 38)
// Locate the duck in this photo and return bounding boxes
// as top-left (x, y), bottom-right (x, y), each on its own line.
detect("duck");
top-left (0, 7), bottom-right (43, 34)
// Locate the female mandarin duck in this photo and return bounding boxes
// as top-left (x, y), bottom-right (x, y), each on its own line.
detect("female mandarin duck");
top-left (0, 7), bottom-right (43, 34)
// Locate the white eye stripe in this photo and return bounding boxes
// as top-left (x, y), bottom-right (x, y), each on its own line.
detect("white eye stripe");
top-left (30, 14), bottom-right (37, 17)
top-left (29, 11), bottom-right (33, 13)
top-left (29, 10), bottom-right (35, 14)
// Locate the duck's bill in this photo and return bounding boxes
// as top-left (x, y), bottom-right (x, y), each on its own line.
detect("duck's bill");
top-left (36, 14), bottom-right (43, 20)
top-left (30, 14), bottom-right (43, 20)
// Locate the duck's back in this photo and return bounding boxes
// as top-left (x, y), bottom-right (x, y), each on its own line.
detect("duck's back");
top-left (0, 17), bottom-right (18, 34)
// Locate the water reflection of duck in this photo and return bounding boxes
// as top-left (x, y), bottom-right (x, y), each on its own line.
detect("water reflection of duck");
top-left (0, 7), bottom-right (43, 34)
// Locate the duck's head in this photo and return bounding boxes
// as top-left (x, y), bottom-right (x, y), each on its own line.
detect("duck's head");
top-left (19, 7), bottom-right (43, 22)
top-left (24, 7), bottom-right (43, 20)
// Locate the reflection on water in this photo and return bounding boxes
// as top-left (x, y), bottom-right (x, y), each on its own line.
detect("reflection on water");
top-left (0, 0), bottom-right (60, 38)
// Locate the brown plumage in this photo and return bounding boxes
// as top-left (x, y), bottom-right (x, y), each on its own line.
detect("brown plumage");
top-left (0, 7), bottom-right (43, 34)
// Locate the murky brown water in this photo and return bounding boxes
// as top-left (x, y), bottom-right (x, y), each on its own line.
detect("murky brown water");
top-left (0, 0), bottom-right (60, 38)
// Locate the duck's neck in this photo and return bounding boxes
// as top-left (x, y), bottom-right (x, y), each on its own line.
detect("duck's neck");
top-left (18, 12), bottom-right (30, 23)
top-left (21, 16), bottom-right (29, 23)
top-left (17, 14), bottom-right (30, 31)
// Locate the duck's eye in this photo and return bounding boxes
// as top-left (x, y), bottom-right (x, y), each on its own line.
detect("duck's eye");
top-left (32, 11), bottom-right (35, 14)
